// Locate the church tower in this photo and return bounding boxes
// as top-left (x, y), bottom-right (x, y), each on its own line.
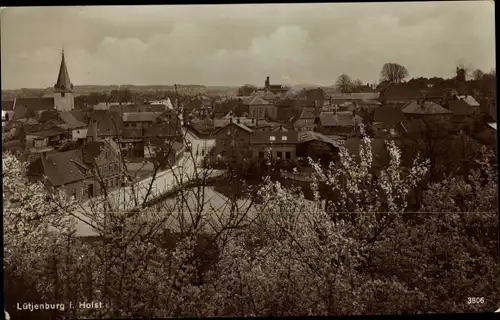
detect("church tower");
top-left (54, 49), bottom-right (75, 111)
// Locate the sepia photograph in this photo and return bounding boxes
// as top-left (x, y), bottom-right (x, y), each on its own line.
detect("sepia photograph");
top-left (1, 2), bottom-right (498, 318)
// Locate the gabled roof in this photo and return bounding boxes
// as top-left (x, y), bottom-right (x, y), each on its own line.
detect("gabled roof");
top-left (380, 83), bottom-right (424, 102)
top-left (297, 131), bottom-right (341, 148)
top-left (12, 97), bottom-right (55, 120)
top-left (295, 107), bottom-right (317, 120)
top-left (28, 149), bottom-right (87, 186)
top-left (54, 51), bottom-right (73, 91)
top-left (214, 117), bottom-right (257, 128)
top-left (87, 111), bottom-right (123, 137)
top-left (82, 141), bottom-right (105, 164)
top-left (253, 90), bottom-right (277, 100)
top-left (448, 100), bottom-right (473, 116)
top-left (216, 121), bottom-right (253, 134)
top-left (241, 96), bottom-right (270, 106)
top-left (457, 95), bottom-right (480, 107)
top-left (250, 131), bottom-right (299, 144)
top-left (402, 101), bottom-right (452, 115)
top-left (58, 111), bottom-right (87, 129)
top-left (38, 110), bottom-right (61, 123)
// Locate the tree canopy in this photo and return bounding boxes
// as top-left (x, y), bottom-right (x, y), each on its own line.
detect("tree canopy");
top-left (3, 126), bottom-right (499, 317)
top-left (335, 74), bottom-right (353, 93)
top-left (380, 63), bottom-right (409, 84)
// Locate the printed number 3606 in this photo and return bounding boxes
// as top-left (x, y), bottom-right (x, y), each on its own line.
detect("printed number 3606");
top-left (468, 297), bottom-right (485, 304)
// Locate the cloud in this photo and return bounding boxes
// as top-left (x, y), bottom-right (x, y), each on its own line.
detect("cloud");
top-left (1, 2), bottom-right (495, 89)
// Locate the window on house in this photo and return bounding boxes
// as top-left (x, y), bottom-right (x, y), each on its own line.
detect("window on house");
top-left (108, 163), bottom-right (113, 173)
top-left (87, 184), bottom-right (94, 198)
top-left (285, 151), bottom-right (291, 160)
top-left (276, 151), bottom-right (282, 159)
top-left (259, 151), bottom-right (264, 160)
top-left (71, 189), bottom-right (77, 200)
top-left (281, 136), bottom-right (287, 141)
top-left (269, 136), bottom-right (276, 141)
top-left (61, 92), bottom-right (65, 97)
top-left (132, 123), bottom-right (137, 127)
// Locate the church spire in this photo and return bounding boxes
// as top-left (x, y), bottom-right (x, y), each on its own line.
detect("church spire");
top-left (54, 48), bottom-right (73, 91)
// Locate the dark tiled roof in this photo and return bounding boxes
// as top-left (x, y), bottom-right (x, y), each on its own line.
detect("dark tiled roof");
top-left (29, 149), bottom-right (87, 186)
top-left (13, 97), bottom-right (55, 120)
top-left (54, 52), bottom-right (73, 91)
top-left (457, 95), bottom-right (480, 107)
top-left (82, 141), bottom-right (105, 164)
top-left (77, 139), bottom-right (120, 165)
top-left (38, 110), bottom-right (61, 123)
top-left (68, 109), bottom-right (88, 123)
top-left (2, 100), bottom-right (15, 111)
top-left (380, 83), bottom-right (425, 102)
top-left (448, 100), bottom-right (473, 116)
top-left (59, 111), bottom-right (87, 129)
top-left (297, 131), bottom-right (341, 148)
top-left (374, 106), bottom-right (406, 126)
top-left (402, 101), bottom-right (452, 115)
top-left (250, 131), bottom-right (299, 144)
top-left (87, 111), bottom-right (123, 137)
top-left (216, 121), bottom-right (253, 134)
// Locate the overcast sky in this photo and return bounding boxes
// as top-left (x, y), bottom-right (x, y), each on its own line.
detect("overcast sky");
top-left (1, 3), bottom-right (495, 89)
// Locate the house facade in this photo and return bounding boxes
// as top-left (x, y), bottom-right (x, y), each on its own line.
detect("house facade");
top-left (26, 138), bottom-right (123, 201)
top-left (215, 122), bottom-right (253, 154)
top-left (250, 131), bottom-right (299, 162)
top-left (182, 125), bottom-right (216, 157)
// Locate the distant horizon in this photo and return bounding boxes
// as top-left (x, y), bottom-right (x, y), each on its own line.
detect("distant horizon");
top-left (2, 83), bottom-right (343, 92)
top-left (1, 4), bottom-right (494, 90)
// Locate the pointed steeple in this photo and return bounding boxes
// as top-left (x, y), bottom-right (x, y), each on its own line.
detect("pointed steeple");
top-left (54, 49), bottom-right (73, 91)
